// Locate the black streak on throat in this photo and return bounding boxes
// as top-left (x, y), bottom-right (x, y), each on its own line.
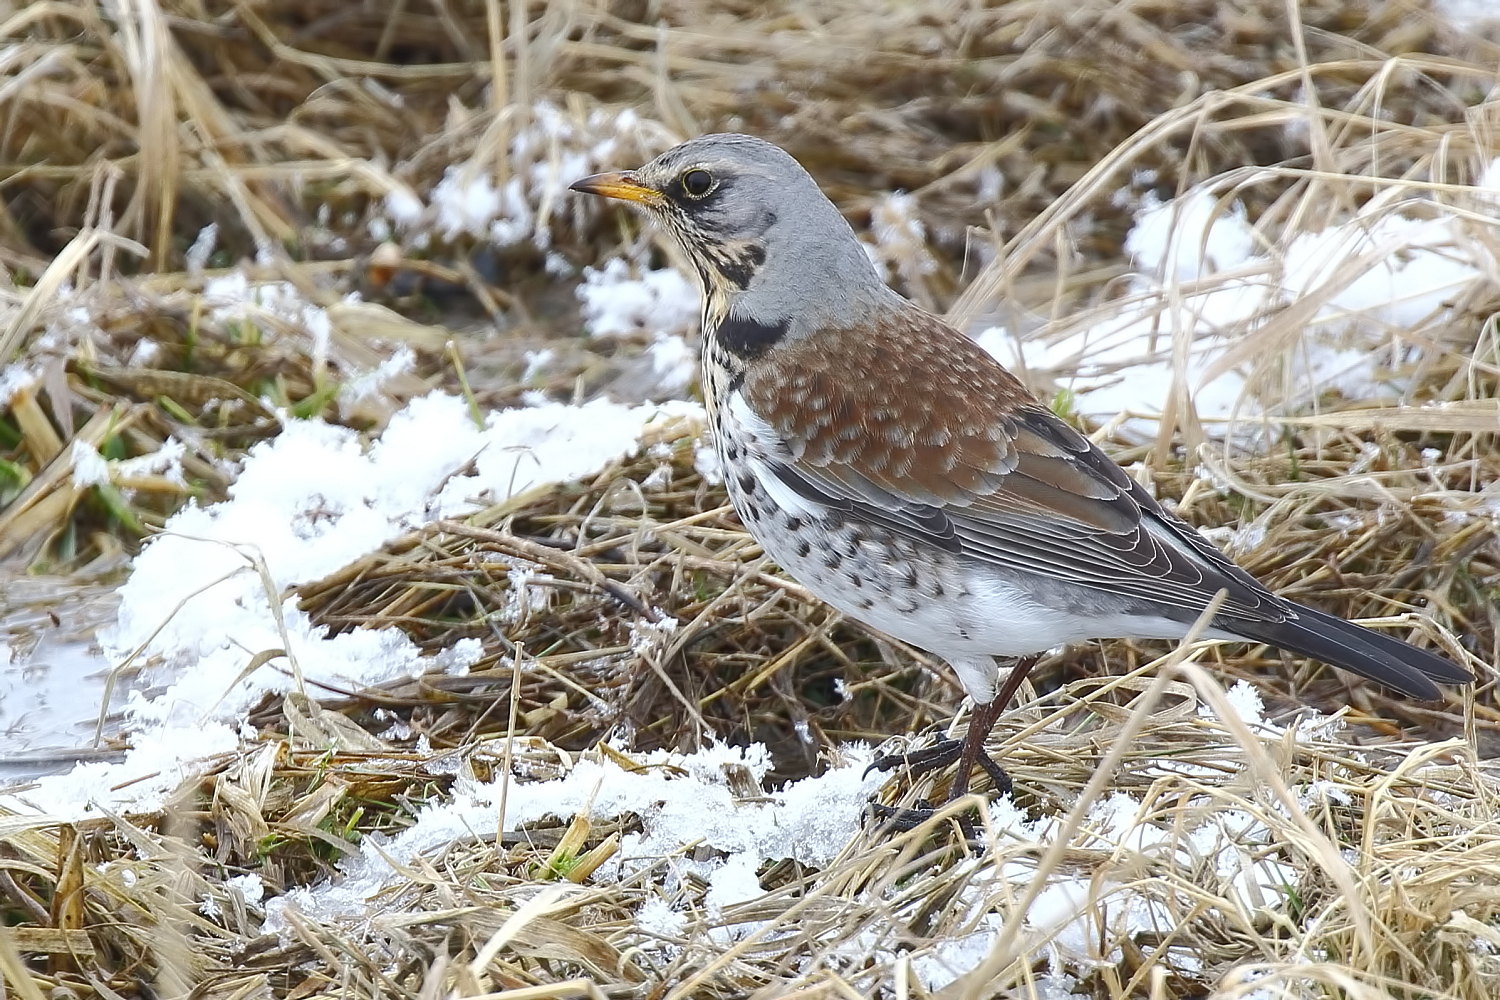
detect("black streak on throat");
top-left (714, 313), bottom-right (789, 361)
top-left (716, 243), bottom-right (767, 290)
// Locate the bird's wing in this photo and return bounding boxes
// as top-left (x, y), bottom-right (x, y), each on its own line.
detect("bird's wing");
top-left (738, 307), bottom-right (1286, 626)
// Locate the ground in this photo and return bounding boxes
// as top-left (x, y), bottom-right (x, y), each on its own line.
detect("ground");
top-left (0, 1), bottom-right (1498, 998)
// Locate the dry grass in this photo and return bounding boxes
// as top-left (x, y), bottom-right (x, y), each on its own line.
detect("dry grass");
top-left (1, 0), bottom-right (1499, 997)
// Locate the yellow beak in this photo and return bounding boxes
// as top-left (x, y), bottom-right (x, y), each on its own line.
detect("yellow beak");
top-left (568, 170), bottom-right (665, 207)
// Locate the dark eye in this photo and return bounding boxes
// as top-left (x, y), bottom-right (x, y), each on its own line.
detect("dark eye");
top-left (680, 168), bottom-right (715, 198)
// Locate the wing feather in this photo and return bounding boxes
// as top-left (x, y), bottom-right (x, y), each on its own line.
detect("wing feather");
top-left (741, 308), bottom-right (1287, 626)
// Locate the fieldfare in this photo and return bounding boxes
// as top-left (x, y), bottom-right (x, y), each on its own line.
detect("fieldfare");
top-left (571, 134), bottom-right (1472, 817)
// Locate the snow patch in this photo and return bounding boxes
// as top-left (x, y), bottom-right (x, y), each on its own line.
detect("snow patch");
top-left (5, 393), bottom-right (705, 818)
top-left (69, 440), bottom-right (110, 488)
top-left (986, 178), bottom-right (1492, 430)
top-left (578, 259), bottom-right (698, 340)
top-left (379, 101), bottom-right (666, 251)
top-left (263, 742), bottom-right (885, 935)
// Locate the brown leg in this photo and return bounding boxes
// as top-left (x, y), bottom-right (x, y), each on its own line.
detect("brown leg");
top-left (944, 653), bottom-right (1038, 802)
top-left (867, 655), bottom-right (1039, 832)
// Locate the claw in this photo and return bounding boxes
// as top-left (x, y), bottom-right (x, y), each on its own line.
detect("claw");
top-left (865, 738), bottom-right (963, 777)
top-left (866, 743), bottom-right (1013, 811)
top-left (866, 801), bottom-right (985, 851)
top-left (976, 753), bottom-right (1012, 799)
top-left (862, 654), bottom-right (1039, 846)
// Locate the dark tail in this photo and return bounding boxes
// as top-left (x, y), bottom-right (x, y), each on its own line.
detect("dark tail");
top-left (1230, 603), bottom-right (1472, 700)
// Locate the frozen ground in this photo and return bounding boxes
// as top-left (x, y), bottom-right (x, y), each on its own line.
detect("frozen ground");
top-left (982, 163), bottom-right (1500, 430)
top-left (1, 146), bottom-right (1496, 993)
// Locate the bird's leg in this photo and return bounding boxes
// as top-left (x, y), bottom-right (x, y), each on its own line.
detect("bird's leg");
top-left (942, 693), bottom-right (1010, 801)
top-left (867, 655), bottom-right (1039, 833)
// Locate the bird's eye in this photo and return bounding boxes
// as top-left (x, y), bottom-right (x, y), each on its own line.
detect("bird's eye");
top-left (680, 168), bottom-right (715, 198)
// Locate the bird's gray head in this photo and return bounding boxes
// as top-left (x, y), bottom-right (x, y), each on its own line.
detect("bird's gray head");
top-left (571, 133), bottom-right (895, 347)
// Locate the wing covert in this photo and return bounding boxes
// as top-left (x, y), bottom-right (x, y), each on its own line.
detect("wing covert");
top-left (740, 309), bottom-right (1285, 625)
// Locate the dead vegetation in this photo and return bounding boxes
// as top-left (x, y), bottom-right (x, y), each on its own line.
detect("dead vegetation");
top-left (1, 0), bottom-right (1499, 997)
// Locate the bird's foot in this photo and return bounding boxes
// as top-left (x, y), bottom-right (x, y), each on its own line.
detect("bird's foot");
top-left (863, 739), bottom-right (1013, 852)
top-left (865, 799), bottom-right (985, 851)
top-left (865, 739), bottom-right (1013, 799)
top-left (863, 657), bottom-right (1037, 849)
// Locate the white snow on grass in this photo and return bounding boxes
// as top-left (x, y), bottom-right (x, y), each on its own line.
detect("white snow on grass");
top-left (894, 803), bottom-right (1296, 989)
top-left (906, 689), bottom-right (1332, 990)
top-left (203, 272), bottom-right (335, 359)
top-left (431, 167), bottom-right (506, 241)
top-left (15, 724), bottom-right (243, 818)
top-left (252, 705), bottom-right (1311, 991)
top-left (382, 101), bottom-right (669, 251)
top-left (1436, 0), bottom-right (1500, 29)
top-left (645, 332), bottom-right (697, 397)
top-left (0, 364), bottom-right (38, 408)
top-left (692, 441), bottom-right (723, 485)
top-left (107, 393), bottom-right (704, 723)
top-left (576, 258), bottom-right (700, 397)
top-left (69, 439), bottom-right (110, 487)
top-left (1124, 190), bottom-right (1257, 282)
top-left (263, 741), bottom-right (885, 934)
top-left (578, 258), bottom-right (698, 339)
top-left (869, 190), bottom-right (938, 287)
top-left (901, 796), bottom-right (1301, 991)
top-left (185, 223), bottom-right (218, 275)
top-left (5, 391), bottom-right (704, 820)
top-left (337, 344), bottom-right (416, 414)
top-left (983, 178), bottom-right (1494, 428)
top-left (10, 134), bottom-right (1493, 993)
top-left (382, 187), bottom-right (424, 227)
top-left (115, 436), bottom-right (188, 486)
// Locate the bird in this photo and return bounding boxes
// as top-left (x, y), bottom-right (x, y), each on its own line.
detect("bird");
top-left (569, 133), bottom-right (1473, 818)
